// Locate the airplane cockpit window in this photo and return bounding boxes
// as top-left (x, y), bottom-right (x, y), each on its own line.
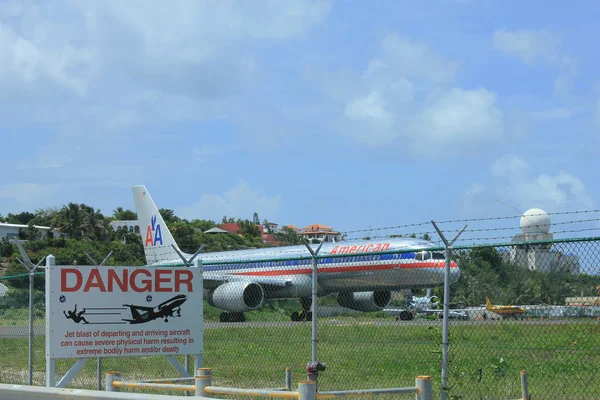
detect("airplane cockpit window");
top-left (431, 252), bottom-right (445, 260)
top-left (415, 251), bottom-right (432, 260)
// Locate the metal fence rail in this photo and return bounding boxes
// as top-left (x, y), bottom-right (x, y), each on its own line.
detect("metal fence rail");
top-left (0, 237), bottom-right (599, 399)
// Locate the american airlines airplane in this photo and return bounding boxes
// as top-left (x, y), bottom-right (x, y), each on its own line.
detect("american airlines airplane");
top-left (132, 185), bottom-right (460, 322)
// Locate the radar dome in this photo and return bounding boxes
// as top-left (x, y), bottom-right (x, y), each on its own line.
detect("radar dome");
top-left (520, 208), bottom-right (551, 234)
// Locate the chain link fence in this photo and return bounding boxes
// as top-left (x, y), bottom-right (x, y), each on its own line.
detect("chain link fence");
top-left (0, 237), bottom-right (599, 399)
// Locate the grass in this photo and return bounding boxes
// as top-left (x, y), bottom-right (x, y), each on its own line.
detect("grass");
top-left (1, 318), bottom-right (599, 399)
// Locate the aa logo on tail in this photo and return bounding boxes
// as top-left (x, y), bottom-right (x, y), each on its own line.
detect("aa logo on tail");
top-left (145, 215), bottom-right (163, 247)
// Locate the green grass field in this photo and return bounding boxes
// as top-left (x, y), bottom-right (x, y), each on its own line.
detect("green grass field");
top-left (1, 318), bottom-right (599, 399)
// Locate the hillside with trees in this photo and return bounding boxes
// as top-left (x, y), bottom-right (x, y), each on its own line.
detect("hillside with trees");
top-left (0, 204), bottom-right (279, 285)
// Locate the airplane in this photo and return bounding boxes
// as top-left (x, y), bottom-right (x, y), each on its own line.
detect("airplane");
top-left (123, 294), bottom-right (187, 324)
top-left (485, 297), bottom-right (526, 319)
top-left (132, 185), bottom-right (461, 323)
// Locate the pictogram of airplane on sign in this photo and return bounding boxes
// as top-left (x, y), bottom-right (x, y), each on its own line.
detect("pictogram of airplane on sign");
top-left (122, 294), bottom-right (187, 324)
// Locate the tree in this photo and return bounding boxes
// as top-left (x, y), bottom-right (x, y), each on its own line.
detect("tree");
top-left (275, 227), bottom-right (304, 245)
top-left (52, 203), bottom-right (85, 238)
top-left (0, 237), bottom-right (12, 257)
top-left (32, 207), bottom-right (58, 227)
top-left (237, 219), bottom-right (261, 237)
top-left (6, 212), bottom-right (36, 225)
top-left (253, 212), bottom-right (260, 225)
top-left (19, 223), bottom-right (41, 240)
top-left (112, 207), bottom-right (137, 221)
top-left (159, 209), bottom-right (180, 225)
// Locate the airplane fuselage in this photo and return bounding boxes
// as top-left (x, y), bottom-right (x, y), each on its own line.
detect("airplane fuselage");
top-left (148, 238), bottom-right (459, 299)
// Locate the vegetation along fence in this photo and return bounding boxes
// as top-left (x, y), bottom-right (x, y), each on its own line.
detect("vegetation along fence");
top-left (0, 237), bottom-right (599, 399)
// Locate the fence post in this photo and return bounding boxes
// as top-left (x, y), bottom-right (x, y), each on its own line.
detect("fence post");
top-left (303, 239), bottom-right (326, 365)
top-left (416, 376), bottom-right (433, 400)
top-left (105, 372), bottom-right (121, 392)
top-left (431, 222), bottom-right (466, 400)
top-left (285, 367), bottom-right (292, 391)
top-left (195, 368), bottom-right (212, 397)
top-left (521, 370), bottom-right (529, 399)
top-left (298, 381), bottom-right (317, 400)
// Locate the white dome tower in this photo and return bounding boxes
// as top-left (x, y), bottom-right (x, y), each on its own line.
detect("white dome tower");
top-left (520, 208), bottom-right (551, 235)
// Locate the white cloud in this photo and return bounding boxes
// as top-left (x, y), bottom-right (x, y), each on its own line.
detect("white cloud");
top-left (379, 34), bottom-right (458, 83)
top-left (193, 145), bottom-right (226, 164)
top-left (528, 107), bottom-right (574, 122)
top-left (464, 155), bottom-right (594, 212)
top-left (493, 30), bottom-right (561, 66)
top-left (414, 88), bottom-right (503, 153)
top-left (0, 183), bottom-right (61, 206)
top-left (595, 96), bottom-right (600, 127)
top-left (0, 23), bottom-right (94, 98)
top-left (177, 181), bottom-right (281, 222)
top-left (326, 34), bottom-right (503, 155)
top-left (0, 0), bottom-right (330, 111)
top-left (493, 29), bottom-right (577, 94)
top-left (490, 154), bottom-right (529, 177)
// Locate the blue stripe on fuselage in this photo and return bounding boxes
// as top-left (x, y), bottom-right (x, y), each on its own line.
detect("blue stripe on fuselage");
top-left (201, 252), bottom-right (417, 272)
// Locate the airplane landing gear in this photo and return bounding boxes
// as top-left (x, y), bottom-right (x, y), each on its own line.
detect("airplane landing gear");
top-left (291, 297), bottom-right (313, 322)
top-left (219, 312), bottom-right (246, 323)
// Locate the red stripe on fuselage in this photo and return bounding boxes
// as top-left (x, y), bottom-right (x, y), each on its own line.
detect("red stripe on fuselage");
top-left (235, 261), bottom-right (458, 277)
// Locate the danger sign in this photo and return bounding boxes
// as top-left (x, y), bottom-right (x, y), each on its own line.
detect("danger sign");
top-left (46, 265), bottom-right (203, 359)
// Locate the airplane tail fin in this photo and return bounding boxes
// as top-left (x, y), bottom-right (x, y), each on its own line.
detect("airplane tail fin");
top-left (485, 297), bottom-right (493, 310)
top-left (132, 185), bottom-right (181, 265)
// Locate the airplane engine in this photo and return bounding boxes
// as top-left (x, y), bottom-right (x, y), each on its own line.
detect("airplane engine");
top-left (337, 290), bottom-right (391, 312)
top-left (207, 282), bottom-right (264, 312)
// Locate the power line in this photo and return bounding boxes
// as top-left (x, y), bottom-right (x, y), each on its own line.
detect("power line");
top-left (342, 209), bottom-right (600, 235)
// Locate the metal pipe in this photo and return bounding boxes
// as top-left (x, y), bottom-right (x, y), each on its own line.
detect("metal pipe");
top-left (204, 387), bottom-right (299, 398)
top-left (297, 381), bottom-right (316, 400)
top-left (195, 368), bottom-right (212, 397)
top-left (285, 367), bottom-right (292, 391)
top-left (431, 222), bottom-right (466, 400)
top-left (28, 270), bottom-right (34, 386)
top-left (105, 372), bottom-right (121, 392)
top-left (311, 256), bottom-right (317, 363)
top-left (520, 370), bottom-right (529, 400)
top-left (319, 387), bottom-right (418, 397)
top-left (112, 381), bottom-right (192, 392)
top-left (441, 245), bottom-right (451, 399)
top-left (97, 358), bottom-right (102, 391)
top-left (415, 376), bottom-right (433, 400)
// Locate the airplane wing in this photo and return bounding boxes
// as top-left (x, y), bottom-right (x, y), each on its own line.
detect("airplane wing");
top-left (123, 304), bottom-right (154, 311)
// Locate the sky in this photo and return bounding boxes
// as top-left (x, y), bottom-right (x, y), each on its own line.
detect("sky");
top-left (1, 1), bottom-right (599, 243)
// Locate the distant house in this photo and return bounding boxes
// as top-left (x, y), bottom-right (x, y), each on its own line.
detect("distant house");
top-left (218, 223), bottom-right (240, 234)
top-left (219, 223), bottom-right (281, 246)
top-left (300, 224), bottom-right (342, 243)
top-left (280, 225), bottom-right (301, 234)
top-left (110, 220), bottom-right (141, 234)
top-left (264, 221), bottom-right (279, 233)
top-left (0, 222), bottom-right (52, 240)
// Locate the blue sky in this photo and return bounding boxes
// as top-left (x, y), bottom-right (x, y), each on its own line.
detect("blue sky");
top-left (1, 1), bottom-right (599, 242)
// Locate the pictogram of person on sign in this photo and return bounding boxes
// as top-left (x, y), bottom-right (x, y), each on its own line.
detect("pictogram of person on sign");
top-left (63, 304), bottom-right (89, 324)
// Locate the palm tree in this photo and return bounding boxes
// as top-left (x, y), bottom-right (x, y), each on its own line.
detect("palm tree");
top-left (52, 203), bottom-right (84, 238)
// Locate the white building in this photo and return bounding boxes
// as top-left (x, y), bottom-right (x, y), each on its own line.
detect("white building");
top-left (505, 208), bottom-right (580, 274)
top-left (110, 220), bottom-right (141, 234)
top-left (0, 222), bottom-right (52, 240)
